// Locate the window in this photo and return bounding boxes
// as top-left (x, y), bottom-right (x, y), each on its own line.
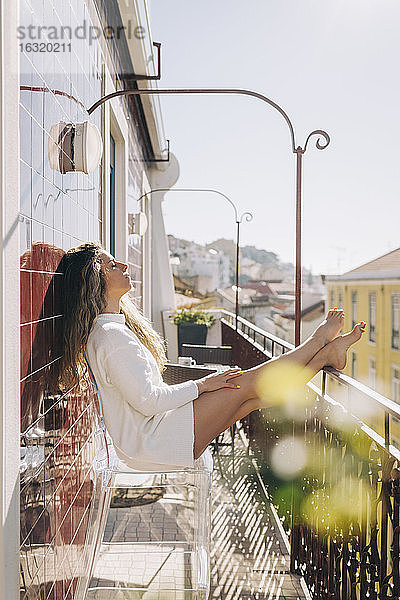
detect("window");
top-left (369, 293), bottom-right (376, 343)
top-left (368, 357), bottom-right (376, 390)
top-left (330, 289), bottom-right (335, 308)
top-left (392, 294), bottom-right (400, 350)
top-left (338, 291), bottom-right (343, 308)
top-left (110, 133), bottom-right (116, 256)
top-left (393, 368), bottom-right (400, 404)
top-left (351, 292), bottom-right (357, 328)
top-left (351, 351), bottom-right (357, 379)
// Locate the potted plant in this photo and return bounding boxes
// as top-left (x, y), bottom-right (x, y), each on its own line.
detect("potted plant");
top-left (170, 308), bottom-right (216, 356)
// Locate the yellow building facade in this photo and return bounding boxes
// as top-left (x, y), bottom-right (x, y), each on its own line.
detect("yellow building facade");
top-left (326, 248), bottom-right (400, 406)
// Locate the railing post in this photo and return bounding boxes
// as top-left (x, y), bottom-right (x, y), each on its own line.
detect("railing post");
top-left (380, 454), bottom-right (390, 592)
top-left (295, 149), bottom-right (303, 348)
top-left (392, 470), bottom-right (400, 598)
top-left (385, 411), bottom-right (390, 450)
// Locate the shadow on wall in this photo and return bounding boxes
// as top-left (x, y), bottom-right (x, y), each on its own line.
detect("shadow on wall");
top-left (20, 242), bottom-right (100, 598)
top-left (20, 242), bottom-right (65, 433)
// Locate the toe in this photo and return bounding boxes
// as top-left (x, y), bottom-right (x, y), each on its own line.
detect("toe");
top-left (344, 323), bottom-right (364, 346)
top-left (353, 323), bottom-right (365, 338)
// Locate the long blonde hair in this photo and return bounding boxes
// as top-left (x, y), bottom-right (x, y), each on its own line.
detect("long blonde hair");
top-left (54, 242), bottom-right (167, 393)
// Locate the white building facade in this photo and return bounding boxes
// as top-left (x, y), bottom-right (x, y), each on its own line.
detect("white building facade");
top-left (1, 1), bottom-right (177, 597)
top-left (169, 235), bottom-right (231, 293)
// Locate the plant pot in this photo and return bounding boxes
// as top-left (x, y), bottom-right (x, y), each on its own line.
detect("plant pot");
top-left (177, 323), bottom-right (208, 356)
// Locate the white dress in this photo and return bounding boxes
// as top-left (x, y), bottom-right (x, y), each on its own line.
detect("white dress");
top-left (86, 313), bottom-right (212, 472)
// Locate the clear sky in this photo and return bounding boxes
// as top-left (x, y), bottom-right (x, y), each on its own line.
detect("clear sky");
top-left (148, 0), bottom-right (400, 275)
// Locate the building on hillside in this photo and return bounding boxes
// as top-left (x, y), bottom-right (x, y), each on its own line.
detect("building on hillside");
top-left (325, 248), bottom-right (400, 405)
top-left (261, 294), bottom-right (325, 344)
top-left (226, 274), bottom-right (325, 339)
top-left (241, 280), bottom-right (280, 294)
top-left (240, 298), bottom-right (274, 329)
top-left (182, 273), bottom-right (216, 295)
top-left (211, 286), bottom-right (257, 312)
top-left (173, 274), bottom-right (208, 308)
top-left (259, 267), bottom-right (285, 281)
top-left (173, 274), bottom-right (198, 297)
top-left (168, 237), bottom-right (231, 292)
top-left (240, 257), bottom-right (264, 281)
top-left (268, 282), bottom-right (295, 296)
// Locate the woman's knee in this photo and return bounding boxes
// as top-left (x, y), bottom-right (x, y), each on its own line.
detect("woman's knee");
top-left (233, 397), bottom-right (261, 421)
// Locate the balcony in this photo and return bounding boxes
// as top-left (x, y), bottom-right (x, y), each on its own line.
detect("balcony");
top-left (88, 310), bottom-right (400, 599)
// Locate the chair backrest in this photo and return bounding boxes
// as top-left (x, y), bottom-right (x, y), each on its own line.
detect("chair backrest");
top-left (83, 350), bottom-right (213, 476)
top-left (181, 344), bottom-right (233, 365)
top-left (163, 363), bottom-right (217, 385)
top-left (83, 348), bottom-right (114, 474)
top-left (82, 350), bottom-right (212, 600)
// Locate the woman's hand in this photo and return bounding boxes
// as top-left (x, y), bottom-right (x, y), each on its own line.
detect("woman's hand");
top-left (195, 368), bottom-right (242, 395)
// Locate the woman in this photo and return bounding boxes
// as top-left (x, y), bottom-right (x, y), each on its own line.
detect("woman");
top-left (56, 242), bottom-right (365, 471)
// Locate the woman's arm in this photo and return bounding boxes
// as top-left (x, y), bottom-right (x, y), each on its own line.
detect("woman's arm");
top-left (100, 327), bottom-right (241, 417)
top-left (103, 342), bottom-right (200, 416)
top-left (195, 369), bottom-right (242, 395)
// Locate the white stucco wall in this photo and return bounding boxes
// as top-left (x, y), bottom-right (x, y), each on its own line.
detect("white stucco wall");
top-left (0, 0), bottom-right (20, 597)
top-left (149, 153), bottom-right (180, 336)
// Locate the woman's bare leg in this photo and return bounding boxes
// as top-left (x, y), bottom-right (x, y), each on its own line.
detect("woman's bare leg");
top-left (228, 326), bottom-right (362, 425)
top-left (245, 309), bottom-right (344, 378)
top-left (200, 309), bottom-right (345, 405)
top-left (193, 322), bottom-right (365, 459)
top-left (193, 311), bottom-right (344, 459)
top-left (193, 347), bottom-right (329, 458)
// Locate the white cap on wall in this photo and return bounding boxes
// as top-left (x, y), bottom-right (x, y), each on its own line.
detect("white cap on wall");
top-left (48, 121), bottom-right (103, 174)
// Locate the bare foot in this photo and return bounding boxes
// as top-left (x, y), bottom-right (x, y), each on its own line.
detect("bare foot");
top-left (313, 309), bottom-right (345, 345)
top-left (324, 322), bottom-right (366, 370)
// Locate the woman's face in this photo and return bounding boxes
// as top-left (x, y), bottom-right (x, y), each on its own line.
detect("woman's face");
top-left (99, 251), bottom-right (132, 299)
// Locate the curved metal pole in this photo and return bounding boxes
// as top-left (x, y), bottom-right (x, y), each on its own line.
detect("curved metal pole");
top-left (136, 187), bottom-right (240, 221)
top-left (88, 88), bottom-right (297, 150)
top-left (136, 187), bottom-right (253, 331)
top-left (89, 88), bottom-right (330, 345)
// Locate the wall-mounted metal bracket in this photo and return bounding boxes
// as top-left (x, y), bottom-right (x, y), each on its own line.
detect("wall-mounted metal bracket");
top-left (145, 139), bottom-right (170, 163)
top-left (119, 42), bottom-right (161, 82)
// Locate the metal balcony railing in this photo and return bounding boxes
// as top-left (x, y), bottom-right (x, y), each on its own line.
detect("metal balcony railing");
top-left (219, 310), bottom-right (400, 600)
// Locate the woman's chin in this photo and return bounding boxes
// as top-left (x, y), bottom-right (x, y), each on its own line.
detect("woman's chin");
top-left (123, 282), bottom-right (134, 294)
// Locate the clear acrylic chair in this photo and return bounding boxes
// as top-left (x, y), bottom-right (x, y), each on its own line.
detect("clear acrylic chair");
top-left (81, 351), bottom-right (213, 600)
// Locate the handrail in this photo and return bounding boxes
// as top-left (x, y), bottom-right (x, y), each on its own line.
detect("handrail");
top-left (307, 379), bottom-right (400, 460)
top-left (221, 311), bottom-right (294, 350)
top-left (323, 367), bottom-right (400, 420)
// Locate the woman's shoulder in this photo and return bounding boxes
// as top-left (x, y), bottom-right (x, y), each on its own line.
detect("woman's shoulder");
top-left (88, 319), bottom-right (138, 351)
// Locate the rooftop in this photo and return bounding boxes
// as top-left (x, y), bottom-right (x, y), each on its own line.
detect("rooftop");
top-left (326, 247), bottom-right (400, 281)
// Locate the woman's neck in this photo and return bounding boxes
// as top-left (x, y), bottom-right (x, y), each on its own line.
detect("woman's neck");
top-left (102, 297), bottom-right (121, 314)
